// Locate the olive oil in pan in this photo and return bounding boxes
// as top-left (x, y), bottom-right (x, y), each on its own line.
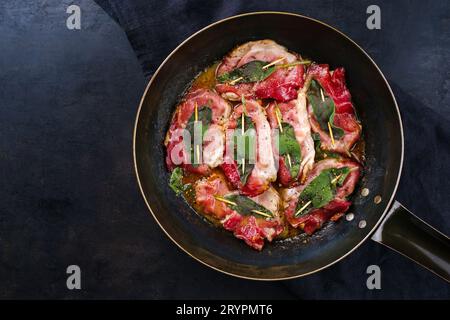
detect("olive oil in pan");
top-left (350, 138), bottom-right (365, 164)
top-left (191, 62), bottom-right (219, 89)
top-left (179, 62), bottom-right (365, 241)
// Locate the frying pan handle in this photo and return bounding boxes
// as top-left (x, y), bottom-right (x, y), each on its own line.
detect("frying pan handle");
top-left (371, 201), bottom-right (450, 282)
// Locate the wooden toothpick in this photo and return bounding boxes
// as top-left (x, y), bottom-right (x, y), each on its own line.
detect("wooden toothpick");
top-left (251, 209), bottom-right (272, 218)
top-left (262, 57), bottom-right (286, 70)
top-left (328, 122), bottom-right (336, 147)
top-left (214, 195), bottom-right (237, 206)
top-left (295, 200), bottom-right (312, 217)
top-left (229, 76), bottom-right (243, 85)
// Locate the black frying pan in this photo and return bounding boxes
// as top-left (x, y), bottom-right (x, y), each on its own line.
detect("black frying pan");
top-left (133, 12), bottom-right (450, 281)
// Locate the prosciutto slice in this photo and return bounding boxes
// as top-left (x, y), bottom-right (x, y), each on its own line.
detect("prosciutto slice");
top-left (165, 88), bottom-right (231, 175)
top-left (215, 40), bottom-right (305, 102)
top-left (282, 158), bottom-right (361, 234)
top-left (307, 64), bottom-right (361, 155)
top-left (266, 84), bottom-right (315, 186)
top-left (195, 173), bottom-right (284, 250)
top-left (221, 99), bottom-right (277, 196)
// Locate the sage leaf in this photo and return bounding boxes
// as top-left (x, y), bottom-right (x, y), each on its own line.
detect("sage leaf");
top-left (184, 106), bottom-right (212, 166)
top-left (308, 80), bottom-right (344, 139)
top-left (169, 167), bottom-right (190, 195)
top-left (278, 122), bottom-right (301, 178)
top-left (217, 60), bottom-right (276, 84)
top-left (295, 166), bottom-right (350, 216)
top-left (234, 115), bottom-right (256, 184)
top-left (224, 194), bottom-right (274, 218)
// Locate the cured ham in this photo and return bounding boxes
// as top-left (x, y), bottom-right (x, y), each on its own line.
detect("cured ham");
top-left (306, 64), bottom-right (361, 155)
top-left (221, 99), bottom-right (277, 196)
top-left (165, 40), bottom-right (365, 250)
top-left (195, 173), bottom-right (283, 250)
top-left (282, 158), bottom-right (361, 234)
top-left (165, 88), bottom-right (231, 174)
top-left (215, 40), bottom-right (305, 102)
top-left (266, 84), bottom-right (315, 186)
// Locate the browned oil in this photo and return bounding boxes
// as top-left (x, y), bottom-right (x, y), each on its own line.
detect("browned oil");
top-left (191, 62), bottom-right (219, 90)
top-left (178, 61), bottom-right (365, 241)
top-left (350, 137), bottom-right (366, 164)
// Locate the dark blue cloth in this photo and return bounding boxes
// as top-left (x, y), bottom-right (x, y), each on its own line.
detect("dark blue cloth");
top-left (93, 0), bottom-right (450, 298)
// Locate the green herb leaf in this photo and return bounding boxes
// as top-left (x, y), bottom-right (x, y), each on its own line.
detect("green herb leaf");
top-left (217, 60), bottom-right (276, 84)
top-left (307, 80), bottom-right (344, 139)
top-left (299, 172), bottom-right (334, 209)
top-left (184, 106), bottom-right (212, 166)
top-left (234, 115), bottom-right (256, 184)
top-left (295, 166), bottom-right (350, 216)
top-left (169, 167), bottom-right (190, 195)
top-left (332, 167), bottom-right (350, 185)
top-left (278, 122), bottom-right (302, 178)
top-left (185, 106), bottom-right (211, 136)
top-left (224, 194), bottom-right (274, 218)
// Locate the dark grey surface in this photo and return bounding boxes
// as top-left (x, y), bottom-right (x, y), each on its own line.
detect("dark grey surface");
top-left (0, 0), bottom-right (449, 299)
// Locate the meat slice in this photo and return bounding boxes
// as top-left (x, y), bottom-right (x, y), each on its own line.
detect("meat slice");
top-left (165, 88), bottom-right (231, 174)
top-left (221, 99), bottom-right (277, 196)
top-left (282, 158), bottom-right (361, 234)
top-left (195, 174), bottom-right (284, 250)
top-left (253, 65), bottom-right (304, 102)
top-left (266, 84), bottom-right (315, 186)
top-left (306, 64), bottom-right (361, 155)
top-left (195, 173), bottom-right (235, 219)
top-left (215, 40), bottom-right (305, 102)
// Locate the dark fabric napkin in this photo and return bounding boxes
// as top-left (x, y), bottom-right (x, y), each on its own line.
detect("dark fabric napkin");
top-left (94, 0), bottom-right (450, 299)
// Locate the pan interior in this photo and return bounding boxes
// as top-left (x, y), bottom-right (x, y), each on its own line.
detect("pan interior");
top-left (134, 13), bottom-right (403, 279)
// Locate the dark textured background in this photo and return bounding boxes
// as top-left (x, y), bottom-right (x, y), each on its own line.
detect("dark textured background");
top-left (0, 0), bottom-right (449, 299)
